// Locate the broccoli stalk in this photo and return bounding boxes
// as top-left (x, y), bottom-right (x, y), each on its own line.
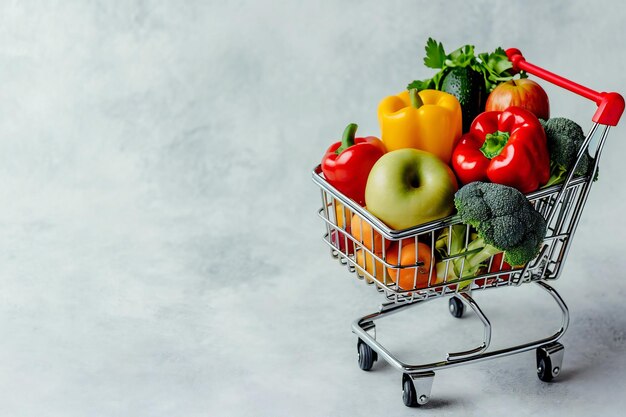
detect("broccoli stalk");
top-left (435, 182), bottom-right (546, 288)
top-left (436, 225), bottom-right (501, 280)
top-left (455, 237), bottom-right (502, 277)
top-left (540, 117), bottom-right (594, 187)
top-left (435, 224), bottom-right (466, 259)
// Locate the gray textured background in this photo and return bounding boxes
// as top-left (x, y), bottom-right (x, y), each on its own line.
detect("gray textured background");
top-left (1, 1), bottom-right (625, 416)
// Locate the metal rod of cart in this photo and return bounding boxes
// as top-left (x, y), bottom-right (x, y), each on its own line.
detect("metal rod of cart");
top-left (311, 49), bottom-right (624, 407)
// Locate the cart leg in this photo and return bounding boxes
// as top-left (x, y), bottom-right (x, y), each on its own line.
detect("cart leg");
top-left (446, 292), bottom-right (492, 360)
top-left (361, 320), bottom-right (376, 338)
top-left (536, 342), bottom-right (565, 382)
top-left (402, 372), bottom-right (435, 407)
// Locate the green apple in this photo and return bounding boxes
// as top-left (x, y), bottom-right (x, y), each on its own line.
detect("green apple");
top-left (365, 149), bottom-right (457, 230)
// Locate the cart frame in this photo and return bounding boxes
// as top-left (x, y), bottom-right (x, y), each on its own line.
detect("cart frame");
top-left (312, 49), bottom-right (624, 407)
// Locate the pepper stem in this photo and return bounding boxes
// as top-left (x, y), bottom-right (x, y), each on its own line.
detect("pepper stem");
top-left (335, 123), bottom-right (358, 154)
top-left (480, 130), bottom-right (511, 159)
top-left (409, 88), bottom-right (424, 109)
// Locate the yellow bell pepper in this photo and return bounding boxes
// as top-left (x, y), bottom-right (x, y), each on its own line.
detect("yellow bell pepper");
top-left (377, 89), bottom-right (462, 163)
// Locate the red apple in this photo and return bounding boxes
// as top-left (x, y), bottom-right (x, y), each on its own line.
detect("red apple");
top-left (485, 79), bottom-right (549, 120)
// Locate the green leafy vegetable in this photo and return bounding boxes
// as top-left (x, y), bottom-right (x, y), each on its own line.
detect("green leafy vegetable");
top-left (407, 78), bottom-right (434, 91)
top-left (409, 38), bottom-right (525, 93)
top-left (423, 38), bottom-right (447, 69)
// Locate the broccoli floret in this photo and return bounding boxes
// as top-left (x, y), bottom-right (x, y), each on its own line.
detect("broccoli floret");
top-left (435, 182), bottom-right (548, 281)
top-left (454, 182), bottom-right (547, 266)
top-left (540, 117), bottom-right (594, 187)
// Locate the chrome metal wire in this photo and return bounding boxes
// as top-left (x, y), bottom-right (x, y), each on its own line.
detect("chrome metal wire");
top-left (313, 122), bottom-right (607, 303)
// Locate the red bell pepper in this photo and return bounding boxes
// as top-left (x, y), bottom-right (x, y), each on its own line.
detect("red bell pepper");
top-left (451, 106), bottom-right (550, 193)
top-left (321, 123), bottom-right (386, 206)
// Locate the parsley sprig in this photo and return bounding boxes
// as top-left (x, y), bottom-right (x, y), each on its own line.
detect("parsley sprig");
top-left (408, 38), bottom-right (525, 93)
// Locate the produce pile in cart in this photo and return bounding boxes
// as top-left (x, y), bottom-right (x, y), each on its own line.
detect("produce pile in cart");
top-left (318, 39), bottom-right (598, 299)
top-left (312, 38), bottom-right (624, 408)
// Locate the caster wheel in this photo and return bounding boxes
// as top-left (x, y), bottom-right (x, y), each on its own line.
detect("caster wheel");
top-left (357, 339), bottom-right (376, 371)
top-left (402, 375), bottom-right (418, 407)
top-left (449, 296), bottom-right (464, 318)
top-left (537, 355), bottom-right (554, 382)
top-left (536, 343), bottom-right (563, 382)
top-left (402, 372), bottom-right (434, 407)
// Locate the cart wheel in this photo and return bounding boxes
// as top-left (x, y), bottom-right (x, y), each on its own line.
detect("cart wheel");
top-left (536, 342), bottom-right (564, 382)
top-left (449, 296), bottom-right (464, 318)
top-left (402, 372), bottom-right (434, 407)
top-left (357, 339), bottom-right (376, 371)
top-left (537, 355), bottom-right (553, 382)
top-left (402, 374), bottom-right (418, 407)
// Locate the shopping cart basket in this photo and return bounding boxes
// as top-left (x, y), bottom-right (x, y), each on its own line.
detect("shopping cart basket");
top-left (311, 48), bottom-right (624, 407)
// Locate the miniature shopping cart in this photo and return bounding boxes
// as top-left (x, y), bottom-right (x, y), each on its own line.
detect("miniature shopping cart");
top-left (311, 49), bottom-right (624, 407)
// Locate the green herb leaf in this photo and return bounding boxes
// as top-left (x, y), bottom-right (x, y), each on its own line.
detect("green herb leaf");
top-left (414, 39), bottom-right (524, 94)
top-left (475, 48), bottom-right (518, 91)
top-left (484, 48), bottom-right (513, 74)
top-left (447, 44), bottom-right (476, 68)
top-left (407, 78), bottom-right (433, 91)
top-left (423, 38), bottom-right (447, 69)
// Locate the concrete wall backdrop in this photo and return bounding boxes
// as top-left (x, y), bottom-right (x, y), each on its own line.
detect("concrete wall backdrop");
top-left (0, 1), bottom-right (625, 416)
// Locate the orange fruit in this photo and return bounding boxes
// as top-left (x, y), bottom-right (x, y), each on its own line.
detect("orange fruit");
top-left (333, 201), bottom-right (352, 229)
top-left (355, 249), bottom-right (388, 284)
top-left (386, 242), bottom-right (436, 290)
top-left (351, 212), bottom-right (390, 254)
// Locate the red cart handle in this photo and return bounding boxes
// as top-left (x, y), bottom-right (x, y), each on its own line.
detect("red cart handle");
top-left (506, 48), bottom-right (624, 126)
